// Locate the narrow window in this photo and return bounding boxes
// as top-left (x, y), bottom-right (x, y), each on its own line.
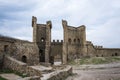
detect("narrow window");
top-left (78, 39), bottom-right (80, 43)
top-left (74, 39), bottom-right (76, 43)
top-left (4, 45), bottom-right (8, 52)
top-left (41, 37), bottom-right (45, 42)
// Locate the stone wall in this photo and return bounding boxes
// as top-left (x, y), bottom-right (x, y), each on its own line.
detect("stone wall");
top-left (3, 56), bottom-right (42, 77)
top-left (95, 48), bottom-right (120, 57)
top-left (86, 41), bottom-right (96, 57)
top-left (86, 41), bottom-right (120, 57)
top-left (0, 36), bottom-right (14, 69)
top-left (51, 40), bottom-right (63, 62)
top-left (0, 35), bottom-right (39, 65)
top-left (62, 20), bottom-right (87, 63)
top-left (3, 56), bottom-right (27, 73)
top-left (32, 16), bottom-right (52, 63)
top-left (11, 41), bottom-right (39, 65)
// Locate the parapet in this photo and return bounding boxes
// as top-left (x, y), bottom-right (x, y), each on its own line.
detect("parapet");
top-left (86, 41), bottom-right (92, 44)
top-left (94, 45), bottom-right (103, 49)
top-left (51, 40), bottom-right (63, 45)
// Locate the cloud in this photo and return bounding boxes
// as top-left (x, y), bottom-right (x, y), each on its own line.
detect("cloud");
top-left (0, 0), bottom-right (120, 48)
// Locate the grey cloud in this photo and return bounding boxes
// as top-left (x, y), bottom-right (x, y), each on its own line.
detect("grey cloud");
top-left (0, 0), bottom-right (120, 48)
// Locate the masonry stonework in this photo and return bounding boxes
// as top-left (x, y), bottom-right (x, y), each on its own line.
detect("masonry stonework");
top-left (0, 36), bottom-right (39, 66)
top-left (32, 16), bottom-right (52, 63)
top-left (0, 16), bottom-right (120, 66)
top-left (31, 17), bottom-right (120, 64)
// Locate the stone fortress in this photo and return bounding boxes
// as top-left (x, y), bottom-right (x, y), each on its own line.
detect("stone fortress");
top-left (0, 16), bottom-right (120, 79)
top-left (32, 16), bottom-right (120, 64)
top-left (0, 16), bottom-right (120, 65)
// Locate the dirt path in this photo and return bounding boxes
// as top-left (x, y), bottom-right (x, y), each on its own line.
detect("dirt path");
top-left (66, 63), bottom-right (120, 80)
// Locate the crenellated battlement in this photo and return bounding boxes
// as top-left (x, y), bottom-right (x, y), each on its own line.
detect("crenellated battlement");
top-left (94, 45), bottom-right (103, 48)
top-left (51, 40), bottom-right (63, 45)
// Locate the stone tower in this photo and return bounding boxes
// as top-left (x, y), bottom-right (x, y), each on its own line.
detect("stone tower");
top-left (62, 20), bottom-right (87, 64)
top-left (32, 16), bottom-right (52, 63)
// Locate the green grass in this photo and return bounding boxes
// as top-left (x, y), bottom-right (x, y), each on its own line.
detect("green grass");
top-left (68, 56), bottom-right (120, 65)
top-left (0, 69), bottom-right (28, 78)
top-left (0, 76), bottom-right (7, 80)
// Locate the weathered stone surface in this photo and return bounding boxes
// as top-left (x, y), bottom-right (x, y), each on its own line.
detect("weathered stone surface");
top-left (41, 66), bottom-right (72, 80)
top-left (32, 16), bottom-right (52, 63)
top-left (0, 36), bottom-right (39, 65)
top-left (62, 20), bottom-right (120, 64)
top-left (3, 56), bottom-right (42, 77)
top-left (0, 17), bottom-right (120, 66)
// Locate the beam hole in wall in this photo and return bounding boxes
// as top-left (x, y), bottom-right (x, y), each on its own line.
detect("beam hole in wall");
top-left (68, 38), bottom-right (71, 44)
top-left (22, 55), bottom-right (27, 63)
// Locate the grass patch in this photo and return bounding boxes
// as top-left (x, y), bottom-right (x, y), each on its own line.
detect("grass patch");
top-left (79, 57), bottom-right (109, 65)
top-left (0, 76), bottom-right (7, 80)
top-left (0, 69), bottom-right (13, 74)
top-left (0, 69), bottom-right (28, 78)
top-left (68, 56), bottom-right (120, 65)
top-left (68, 60), bottom-right (77, 65)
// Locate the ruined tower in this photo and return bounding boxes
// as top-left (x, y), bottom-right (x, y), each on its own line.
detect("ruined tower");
top-left (32, 16), bottom-right (52, 63)
top-left (62, 20), bottom-right (87, 64)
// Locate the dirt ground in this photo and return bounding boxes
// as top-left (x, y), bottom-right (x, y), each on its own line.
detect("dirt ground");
top-left (66, 63), bottom-right (120, 80)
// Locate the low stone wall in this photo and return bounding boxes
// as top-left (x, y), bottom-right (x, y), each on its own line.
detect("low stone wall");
top-left (3, 55), bottom-right (27, 73)
top-left (41, 66), bottom-right (72, 80)
top-left (3, 56), bottom-right (72, 80)
top-left (26, 66), bottom-right (41, 76)
top-left (3, 56), bottom-right (41, 78)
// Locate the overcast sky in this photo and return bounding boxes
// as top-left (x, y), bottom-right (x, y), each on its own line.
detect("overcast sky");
top-left (0, 0), bottom-right (120, 48)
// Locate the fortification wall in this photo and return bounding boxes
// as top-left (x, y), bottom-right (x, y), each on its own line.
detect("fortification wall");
top-left (12, 42), bottom-right (39, 65)
top-left (95, 48), bottom-right (120, 57)
top-left (0, 36), bottom-right (39, 65)
top-left (51, 40), bottom-right (63, 62)
top-left (85, 41), bottom-right (120, 58)
top-left (86, 41), bottom-right (96, 57)
top-left (3, 56), bottom-right (41, 77)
